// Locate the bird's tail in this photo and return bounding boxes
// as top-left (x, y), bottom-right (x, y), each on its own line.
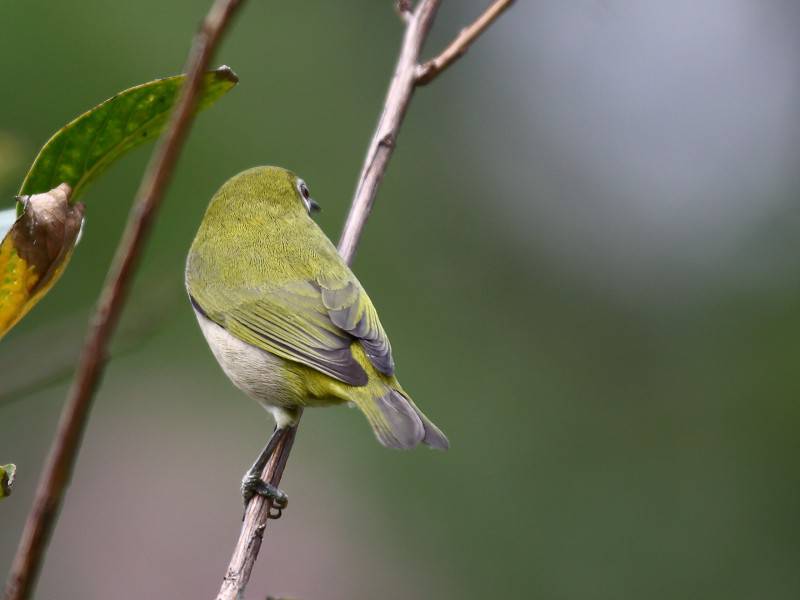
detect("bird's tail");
top-left (353, 387), bottom-right (449, 450)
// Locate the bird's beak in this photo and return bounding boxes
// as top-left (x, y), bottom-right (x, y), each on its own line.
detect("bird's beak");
top-left (308, 198), bottom-right (321, 214)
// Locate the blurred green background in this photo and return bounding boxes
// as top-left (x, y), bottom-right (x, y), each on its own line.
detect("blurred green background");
top-left (3, 1), bottom-right (800, 598)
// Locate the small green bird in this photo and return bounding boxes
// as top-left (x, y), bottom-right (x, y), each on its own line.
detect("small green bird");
top-left (186, 166), bottom-right (448, 513)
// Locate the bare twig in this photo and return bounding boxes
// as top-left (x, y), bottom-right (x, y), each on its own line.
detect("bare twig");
top-left (337, 0), bottom-right (442, 263)
top-left (3, 1), bottom-right (244, 599)
top-left (216, 423), bottom-right (299, 600)
top-left (416, 0), bottom-right (515, 86)
top-left (216, 1), bottom-right (512, 599)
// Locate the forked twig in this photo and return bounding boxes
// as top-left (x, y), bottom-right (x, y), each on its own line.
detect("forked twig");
top-left (416, 0), bottom-right (515, 85)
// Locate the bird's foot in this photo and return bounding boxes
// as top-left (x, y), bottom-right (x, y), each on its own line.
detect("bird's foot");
top-left (241, 473), bottom-right (288, 519)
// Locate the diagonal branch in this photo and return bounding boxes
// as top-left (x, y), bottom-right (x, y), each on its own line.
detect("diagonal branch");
top-left (3, 1), bottom-right (245, 599)
top-left (337, 0), bottom-right (441, 263)
top-left (216, 1), bottom-right (513, 599)
top-left (416, 0), bottom-right (515, 86)
top-left (216, 423), bottom-right (299, 600)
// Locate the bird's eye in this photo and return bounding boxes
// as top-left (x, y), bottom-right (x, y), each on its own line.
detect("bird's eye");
top-left (296, 178), bottom-right (321, 214)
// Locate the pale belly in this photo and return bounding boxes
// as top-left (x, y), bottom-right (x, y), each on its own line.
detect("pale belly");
top-left (194, 308), bottom-right (303, 427)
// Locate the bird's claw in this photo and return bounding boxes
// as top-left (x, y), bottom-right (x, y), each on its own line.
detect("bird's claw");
top-left (241, 474), bottom-right (288, 520)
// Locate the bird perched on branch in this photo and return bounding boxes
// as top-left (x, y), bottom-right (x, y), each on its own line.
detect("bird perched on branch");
top-left (186, 166), bottom-right (448, 515)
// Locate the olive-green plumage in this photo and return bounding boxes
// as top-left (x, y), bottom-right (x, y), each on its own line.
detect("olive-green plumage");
top-left (186, 166), bottom-right (448, 450)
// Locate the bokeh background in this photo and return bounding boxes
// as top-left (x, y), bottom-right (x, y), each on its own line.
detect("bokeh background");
top-left (2, 1), bottom-right (800, 598)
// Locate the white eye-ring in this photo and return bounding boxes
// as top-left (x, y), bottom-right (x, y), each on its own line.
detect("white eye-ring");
top-left (296, 178), bottom-right (320, 214)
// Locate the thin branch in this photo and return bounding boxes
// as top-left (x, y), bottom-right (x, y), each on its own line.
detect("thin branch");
top-left (3, 1), bottom-right (245, 599)
top-left (337, 0), bottom-right (442, 264)
top-left (215, 423), bottom-right (299, 600)
top-left (416, 0), bottom-right (515, 86)
top-left (216, 0), bottom-right (511, 598)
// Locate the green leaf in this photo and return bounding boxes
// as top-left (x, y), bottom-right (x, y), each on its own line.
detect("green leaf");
top-left (0, 464), bottom-right (16, 498)
top-left (16, 65), bottom-right (238, 214)
top-left (0, 67), bottom-right (238, 340)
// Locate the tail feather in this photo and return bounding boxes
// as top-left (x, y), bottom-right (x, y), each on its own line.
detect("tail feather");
top-left (355, 388), bottom-right (449, 450)
top-left (417, 412), bottom-right (449, 450)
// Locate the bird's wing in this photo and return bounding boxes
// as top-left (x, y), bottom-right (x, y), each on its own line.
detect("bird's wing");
top-left (190, 274), bottom-right (394, 387)
top-left (317, 272), bottom-right (394, 376)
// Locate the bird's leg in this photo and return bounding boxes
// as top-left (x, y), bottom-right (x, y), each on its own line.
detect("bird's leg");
top-left (241, 426), bottom-right (288, 519)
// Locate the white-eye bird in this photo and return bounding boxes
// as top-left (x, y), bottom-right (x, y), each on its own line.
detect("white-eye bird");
top-left (186, 166), bottom-right (448, 513)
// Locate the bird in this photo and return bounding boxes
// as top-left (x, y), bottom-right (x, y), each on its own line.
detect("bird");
top-left (185, 166), bottom-right (448, 515)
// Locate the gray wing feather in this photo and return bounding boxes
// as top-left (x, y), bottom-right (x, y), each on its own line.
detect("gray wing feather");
top-left (319, 277), bottom-right (395, 376)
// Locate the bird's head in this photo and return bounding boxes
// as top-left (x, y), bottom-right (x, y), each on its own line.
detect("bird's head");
top-left (202, 165), bottom-right (321, 227)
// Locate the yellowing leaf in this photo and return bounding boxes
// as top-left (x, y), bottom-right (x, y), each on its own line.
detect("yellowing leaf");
top-left (0, 185), bottom-right (83, 338)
